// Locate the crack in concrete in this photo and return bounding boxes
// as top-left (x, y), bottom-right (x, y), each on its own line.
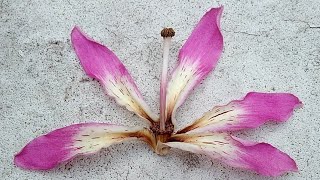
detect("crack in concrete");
top-left (223, 29), bottom-right (260, 37)
top-left (284, 19), bottom-right (320, 29)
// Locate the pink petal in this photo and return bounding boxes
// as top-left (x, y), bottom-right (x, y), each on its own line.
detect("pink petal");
top-left (14, 123), bottom-right (146, 170)
top-left (166, 133), bottom-right (297, 176)
top-left (166, 7), bottom-right (224, 125)
top-left (71, 27), bottom-right (158, 123)
top-left (178, 92), bottom-right (302, 133)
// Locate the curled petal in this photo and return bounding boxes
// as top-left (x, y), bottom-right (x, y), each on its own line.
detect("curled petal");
top-left (14, 123), bottom-right (154, 170)
top-left (166, 7), bottom-right (224, 125)
top-left (166, 133), bottom-right (297, 176)
top-left (178, 92), bottom-right (302, 133)
top-left (71, 27), bottom-right (158, 123)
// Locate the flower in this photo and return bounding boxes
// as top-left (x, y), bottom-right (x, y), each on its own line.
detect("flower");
top-left (14, 7), bottom-right (301, 177)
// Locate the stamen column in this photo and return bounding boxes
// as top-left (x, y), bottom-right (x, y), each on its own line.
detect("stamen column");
top-left (159, 28), bottom-right (175, 131)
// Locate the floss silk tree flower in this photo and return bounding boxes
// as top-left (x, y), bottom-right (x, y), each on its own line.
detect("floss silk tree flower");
top-left (14, 7), bottom-right (301, 177)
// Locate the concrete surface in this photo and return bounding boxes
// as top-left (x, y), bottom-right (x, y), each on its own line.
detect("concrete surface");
top-left (1, 0), bottom-right (319, 179)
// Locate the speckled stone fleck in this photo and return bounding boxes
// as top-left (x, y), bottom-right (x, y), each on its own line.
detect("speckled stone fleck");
top-left (1, 0), bottom-right (319, 179)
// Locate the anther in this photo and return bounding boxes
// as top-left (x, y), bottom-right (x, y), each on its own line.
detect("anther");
top-left (161, 28), bottom-right (175, 38)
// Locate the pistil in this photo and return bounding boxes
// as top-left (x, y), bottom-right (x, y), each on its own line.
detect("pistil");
top-left (159, 28), bottom-right (175, 131)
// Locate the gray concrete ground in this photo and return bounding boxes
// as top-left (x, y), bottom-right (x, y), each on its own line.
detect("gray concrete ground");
top-left (1, 0), bottom-right (319, 179)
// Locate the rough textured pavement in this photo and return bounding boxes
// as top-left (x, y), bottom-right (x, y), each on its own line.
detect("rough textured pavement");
top-left (1, 0), bottom-right (319, 179)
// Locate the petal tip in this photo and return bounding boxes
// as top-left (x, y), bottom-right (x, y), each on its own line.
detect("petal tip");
top-left (208, 6), bottom-right (224, 13)
top-left (14, 153), bottom-right (26, 169)
top-left (71, 26), bottom-right (88, 46)
top-left (71, 26), bottom-right (80, 33)
top-left (292, 95), bottom-right (303, 109)
top-left (243, 92), bottom-right (302, 123)
top-left (14, 148), bottom-right (29, 169)
top-left (206, 6), bottom-right (224, 26)
top-left (235, 140), bottom-right (299, 176)
top-left (13, 148), bottom-right (55, 170)
top-left (71, 26), bottom-right (82, 39)
top-left (70, 26), bottom-right (106, 79)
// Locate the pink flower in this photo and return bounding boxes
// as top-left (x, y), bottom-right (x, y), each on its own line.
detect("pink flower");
top-left (14, 7), bottom-right (301, 177)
